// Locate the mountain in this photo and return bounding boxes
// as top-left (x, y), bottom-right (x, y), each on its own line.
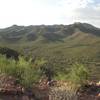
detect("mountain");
top-left (0, 22), bottom-right (100, 80)
top-left (0, 22), bottom-right (100, 57)
top-left (0, 22), bottom-right (100, 43)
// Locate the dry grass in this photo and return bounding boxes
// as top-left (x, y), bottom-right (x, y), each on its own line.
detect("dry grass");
top-left (49, 81), bottom-right (79, 100)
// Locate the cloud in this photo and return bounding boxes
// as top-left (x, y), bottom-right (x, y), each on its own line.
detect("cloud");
top-left (72, 2), bottom-right (100, 27)
top-left (0, 0), bottom-right (100, 28)
top-left (54, 0), bottom-right (100, 27)
top-left (58, 0), bottom-right (94, 10)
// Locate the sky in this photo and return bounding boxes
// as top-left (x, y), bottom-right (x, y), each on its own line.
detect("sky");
top-left (0, 0), bottom-right (100, 28)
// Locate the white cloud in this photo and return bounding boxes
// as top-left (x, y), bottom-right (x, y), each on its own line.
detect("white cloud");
top-left (58, 0), bottom-right (93, 10)
top-left (0, 0), bottom-right (99, 28)
top-left (72, 2), bottom-right (100, 27)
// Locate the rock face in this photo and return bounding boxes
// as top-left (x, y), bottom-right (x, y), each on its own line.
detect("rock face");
top-left (0, 75), bottom-right (23, 95)
top-left (0, 75), bottom-right (25, 100)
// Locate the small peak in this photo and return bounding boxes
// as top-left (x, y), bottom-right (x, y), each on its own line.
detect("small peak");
top-left (12, 24), bottom-right (18, 27)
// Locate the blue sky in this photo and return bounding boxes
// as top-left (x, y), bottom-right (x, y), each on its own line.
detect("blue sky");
top-left (0, 0), bottom-right (100, 28)
top-left (94, 0), bottom-right (100, 3)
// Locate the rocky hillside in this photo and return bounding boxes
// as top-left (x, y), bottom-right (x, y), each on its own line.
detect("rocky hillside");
top-left (0, 22), bottom-right (100, 81)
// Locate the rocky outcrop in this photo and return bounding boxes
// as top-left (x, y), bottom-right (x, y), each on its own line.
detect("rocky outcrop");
top-left (0, 47), bottom-right (19, 60)
top-left (78, 81), bottom-right (100, 100)
top-left (0, 75), bottom-right (49, 100)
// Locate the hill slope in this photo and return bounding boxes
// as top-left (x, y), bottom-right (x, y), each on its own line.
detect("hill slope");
top-left (0, 22), bottom-right (100, 80)
top-left (0, 22), bottom-right (100, 57)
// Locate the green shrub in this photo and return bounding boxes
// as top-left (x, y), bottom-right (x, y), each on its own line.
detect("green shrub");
top-left (69, 62), bottom-right (89, 85)
top-left (54, 72), bottom-right (68, 81)
top-left (54, 62), bottom-right (89, 86)
top-left (0, 54), bottom-right (42, 88)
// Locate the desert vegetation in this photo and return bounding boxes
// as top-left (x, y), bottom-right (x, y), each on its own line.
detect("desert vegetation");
top-left (0, 54), bottom-right (43, 88)
top-left (0, 23), bottom-right (99, 100)
top-left (0, 53), bottom-right (92, 100)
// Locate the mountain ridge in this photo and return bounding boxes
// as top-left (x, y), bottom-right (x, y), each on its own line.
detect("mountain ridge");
top-left (0, 22), bottom-right (100, 44)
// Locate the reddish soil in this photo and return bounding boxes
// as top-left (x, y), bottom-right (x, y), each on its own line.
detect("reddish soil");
top-left (0, 76), bottom-right (100, 100)
top-left (0, 76), bottom-right (49, 100)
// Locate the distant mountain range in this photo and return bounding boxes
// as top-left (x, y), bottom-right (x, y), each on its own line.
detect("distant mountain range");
top-left (0, 22), bottom-right (100, 58)
top-left (0, 22), bottom-right (100, 43)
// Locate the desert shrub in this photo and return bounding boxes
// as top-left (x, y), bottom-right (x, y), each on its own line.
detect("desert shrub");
top-left (69, 62), bottom-right (89, 85)
top-left (40, 59), bottom-right (68, 82)
top-left (40, 63), bottom-right (56, 81)
top-left (0, 54), bottom-right (42, 88)
top-left (49, 63), bottom-right (89, 100)
top-left (54, 72), bottom-right (68, 81)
